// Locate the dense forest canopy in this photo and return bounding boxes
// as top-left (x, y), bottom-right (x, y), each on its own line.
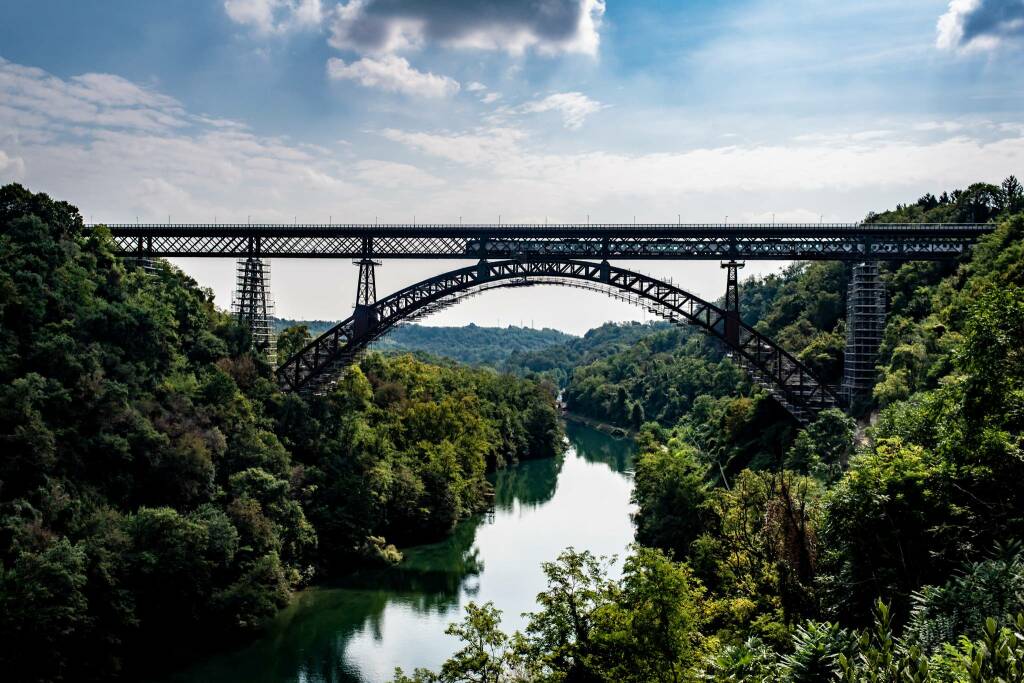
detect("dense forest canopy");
top-left (398, 177), bottom-right (1024, 682)
top-left (275, 319), bottom-right (576, 368)
top-left (373, 323), bottom-right (575, 366)
top-left (0, 184), bottom-right (562, 681)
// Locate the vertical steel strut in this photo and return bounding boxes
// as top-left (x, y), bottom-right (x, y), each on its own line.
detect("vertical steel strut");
top-left (353, 237), bottom-right (381, 338)
top-left (721, 260), bottom-right (745, 346)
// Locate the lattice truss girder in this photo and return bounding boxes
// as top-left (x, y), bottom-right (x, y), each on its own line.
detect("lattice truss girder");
top-left (111, 233), bottom-right (976, 260)
top-left (277, 259), bottom-right (838, 422)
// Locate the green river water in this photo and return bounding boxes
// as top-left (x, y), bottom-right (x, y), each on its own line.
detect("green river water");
top-left (159, 422), bottom-right (637, 683)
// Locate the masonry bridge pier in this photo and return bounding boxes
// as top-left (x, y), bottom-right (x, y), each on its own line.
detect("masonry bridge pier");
top-left (104, 221), bottom-right (993, 424)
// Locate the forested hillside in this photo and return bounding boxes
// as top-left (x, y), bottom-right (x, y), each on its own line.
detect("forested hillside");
top-left (404, 178), bottom-right (1024, 682)
top-left (374, 323), bottom-right (575, 366)
top-left (504, 320), bottom-right (672, 387)
top-left (0, 185), bottom-right (562, 682)
top-left (275, 320), bottom-right (574, 367)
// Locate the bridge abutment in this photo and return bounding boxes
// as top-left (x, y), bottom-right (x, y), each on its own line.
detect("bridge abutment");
top-left (841, 262), bottom-right (886, 406)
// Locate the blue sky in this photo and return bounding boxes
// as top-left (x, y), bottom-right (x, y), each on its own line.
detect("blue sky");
top-left (1, 0), bottom-right (1023, 332)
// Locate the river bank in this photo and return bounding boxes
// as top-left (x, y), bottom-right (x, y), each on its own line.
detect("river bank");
top-left (562, 410), bottom-right (635, 439)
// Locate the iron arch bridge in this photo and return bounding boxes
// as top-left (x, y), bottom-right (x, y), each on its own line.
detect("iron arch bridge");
top-left (103, 220), bottom-right (996, 422)
top-left (276, 259), bottom-right (838, 424)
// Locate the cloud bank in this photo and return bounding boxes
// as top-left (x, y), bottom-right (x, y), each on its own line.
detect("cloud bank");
top-left (328, 0), bottom-right (606, 57)
top-left (4, 58), bottom-right (1022, 228)
top-left (937, 0), bottom-right (1024, 51)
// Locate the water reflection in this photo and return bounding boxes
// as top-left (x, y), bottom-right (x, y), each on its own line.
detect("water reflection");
top-left (160, 423), bottom-right (635, 683)
top-left (493, 451), bottom-right (564, 511)
top-left (564, 420), bottom-right (636, 474)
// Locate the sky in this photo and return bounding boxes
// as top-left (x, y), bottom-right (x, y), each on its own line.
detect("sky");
top-left (1, 0), bottom-right (1023, 334)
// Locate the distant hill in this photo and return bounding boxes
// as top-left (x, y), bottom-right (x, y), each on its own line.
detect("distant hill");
top-left (274, 319), bottom-right (576, 366)
top-left (503, 320), bottom-right (675, 386)
top-left (274, 318), bottom-right (336, 336)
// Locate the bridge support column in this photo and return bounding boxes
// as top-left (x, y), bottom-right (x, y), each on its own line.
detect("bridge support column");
top-left (721, 260), bottom-right (745, 346)
top-left (232, 253), bottom-right (277, 364)
top-left (841, 262), bottom-right (885, 405)
top-left (353, 238), bottom-right (381, 339)
top-left (124, 236), bottom-right (156, 273)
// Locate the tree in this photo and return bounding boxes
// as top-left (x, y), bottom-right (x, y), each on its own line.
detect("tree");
top-left (517, 548), bottom-right (617, 681)
top-left (1001, 175), bottom-right (1024, 214)
top-left (393, 602), bottom-right (516, 683)
top-left (818, 439), bottom-right (951, 622)
top-left (275, 324), bottom-right (311, 362)
top-left (784, 408), bottom-right (855, 483)
top-left (591, 546), bottom-right (706, 683)
top-left (631, 442), bottom-right (709, 558)
top-left (0, 538), bottom-right (89, 682)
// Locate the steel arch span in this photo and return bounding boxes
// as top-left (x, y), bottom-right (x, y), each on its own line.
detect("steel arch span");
top-left (276, 260), bottom-right (840, 423)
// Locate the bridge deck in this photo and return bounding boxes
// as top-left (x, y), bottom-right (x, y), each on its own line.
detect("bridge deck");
top-left (100, 222), bottom-right (994, 261)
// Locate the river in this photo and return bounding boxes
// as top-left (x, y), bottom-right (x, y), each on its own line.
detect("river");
top-left (160, 422), bottom-right (637, 683)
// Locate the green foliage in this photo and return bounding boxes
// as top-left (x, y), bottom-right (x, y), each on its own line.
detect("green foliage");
top-left (0, 184), bottom-right (563, 681)
top-left (506, 321), bottom-right (673, 388)
top-left (564, 327), bottom-right (746, 427)
top-left (516, 548), bottom-right (617, 681)
top-left (276, 319), bottom-right (577, 369)
top-left (777, 620), bottom-right (854, 682)
top-left (784, 408), bottom-right (855, 484)
top-left (906, 544), bottom-right (1024, 654)
top-left (590, 546), bottom-right (707, 683)
top-left (275, 324), bottom-right (310, 361)
top-left (393, 602), bottom-right (515, 683)
top-left (0, 538), bottom-right (89, 682)
top-left (375, 323), bottom-right (576, 367)
top-left (631, 439), bottom-right (710, 559)
top-left (399, 546), bottom-right (707, 683)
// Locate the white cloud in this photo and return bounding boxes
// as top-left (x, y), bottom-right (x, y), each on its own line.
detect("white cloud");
top-left (0, 58), bottom-right (367, 223)
top-left (353, 160), bottom-right (444, 188)
top-left (0, 58), bottom-right (187, 135)
top-left (327, 55), bottom-right (460, 98)
top-left (520, 92), bottom-right (605, 129)
top-left (328, 0), bottom-right (605, 57)
top-left (224, 0), bottom-right (322, 33)
top-left (379, 126), bottom-right (526, 166)
top-left (481, 92), bottom-right (502, 104)
top-left (466, 82), bottom-right (487, 92)
top-left (937, 0), bottom-right (1024, 52)
top-left (0, 150), bottom-right (26, 181)
top-left (379, 123), bottom-right (1024, 198)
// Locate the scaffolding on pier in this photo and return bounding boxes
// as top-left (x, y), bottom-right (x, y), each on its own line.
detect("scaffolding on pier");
top-left (232, 256), bottom-right (277, 365)
top-left (841, 262), bottom-right (885, 404)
